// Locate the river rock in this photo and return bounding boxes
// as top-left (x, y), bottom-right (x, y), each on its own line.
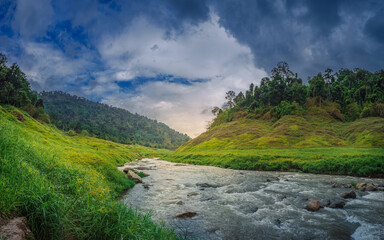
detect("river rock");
top-left (136, 166), bottom-right (155, 170)
top-left (332, 183), bottom-right (338, 188)
top-left (274, 175), bottom-right (280, 180)
top-left (0, 217), bottom-right (34, 240)
top-left (356, 183), bottom-right (367, 189)
top-left (306, 200), bottom-right (321, 212)
top-left (341, 190), bottom-right (356, 199)
top-left (127, 170), bottom-right (142, 183)
top-left (187, 192), bottom-right (198, 197)
top-left (123, 167), bottom-right (138, 174)
top-left (320, 200), bottom-right (331, 208)
top-left (174, 212), bottom-right (197, 218)
top-left (329, 201), bottom-right (345, 209)
top-left (366, 183), bottom-right (377, 191)
top-left (176, 201), bottom-right (184, 205)
top-left (196, 183), bottom-right (217, 188)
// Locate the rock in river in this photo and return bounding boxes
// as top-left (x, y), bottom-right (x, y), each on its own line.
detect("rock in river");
top-left (127, 170), bottom-right (142, 183)
top-left (306, 200), bottom-right (321, 212)
top-left (329, 201), bottom-right (345, 209)
top-left (341, 190), bottom-right (356, 199)
top-left (174, 212), bottom-right (197, 218)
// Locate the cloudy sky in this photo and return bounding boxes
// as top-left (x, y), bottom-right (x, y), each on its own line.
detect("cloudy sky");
top-left (1, 0), bottom-right (383, 137)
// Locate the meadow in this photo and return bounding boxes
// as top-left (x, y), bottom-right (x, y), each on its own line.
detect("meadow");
top-left (163, 148), bottom-right (384, 177)
top-left (0, 105), bottom-right (179, 240)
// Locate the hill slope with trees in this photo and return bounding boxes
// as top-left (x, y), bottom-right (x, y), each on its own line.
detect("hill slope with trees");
top-left (163, 63), bottom-right (384, 177)
top-left (40, 91), bottom-right (190, 149)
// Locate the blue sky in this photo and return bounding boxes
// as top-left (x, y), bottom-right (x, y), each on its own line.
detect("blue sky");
top-left (1, 0), bottom-right (383, 137)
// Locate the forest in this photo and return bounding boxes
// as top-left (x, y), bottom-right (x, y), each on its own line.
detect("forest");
top-left (212, 62), bottom-right (384, 127)
top-left (40, 91), bottom-right (190, 149)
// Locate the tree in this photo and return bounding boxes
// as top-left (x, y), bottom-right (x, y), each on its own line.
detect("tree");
top-left (271, 61), bottom-right (294, 80)
top-left (211, 106), bottom-right (221, 116)
top-left (225, 91), bottom-right (236, 109)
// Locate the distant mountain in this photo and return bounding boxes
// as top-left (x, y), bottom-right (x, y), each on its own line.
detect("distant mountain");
top-left (40, 91), bottom-right (190, 149)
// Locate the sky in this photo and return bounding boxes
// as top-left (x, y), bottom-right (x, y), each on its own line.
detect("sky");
top-left (1, 0), bottom-right (383, 137)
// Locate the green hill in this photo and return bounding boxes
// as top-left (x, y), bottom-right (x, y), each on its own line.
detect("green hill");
top-left (177, 111), bottom-right (384, 152)
top-left (0, 104), bottom-right (179, 239)
top-left (40, 91), bottom-right (190, 149)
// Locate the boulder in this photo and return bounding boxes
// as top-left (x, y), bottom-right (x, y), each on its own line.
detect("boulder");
top-left (366, 183), bottom-right (377, 191)
top-left (174, 212), bottom-right (197, 218)
top-left (329, 201), bottom-right (345, 209)
top-left (123, 167), bottom-right (137, 174)
top-left (332, 183), bottom-right (338, 188)
top-left (306, 200), bottom-right (321, 212)
top-left (320, 199), bottom-right (331, 208)
top-left (127, 170), bottom-right (142, 183)
top-left (341, 190), bottom-right (356, 199)
top-left (176, 201), bottom-right (184, 205)
top-left (356, 183), bottom-right (367, 189)
top-left (274, 175), bottom-right (280, 180)
top-left (0, 217), bottom-right (34, 240)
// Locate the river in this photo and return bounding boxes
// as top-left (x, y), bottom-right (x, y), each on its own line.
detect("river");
top-left (122, 158), bottom-right (384, 240)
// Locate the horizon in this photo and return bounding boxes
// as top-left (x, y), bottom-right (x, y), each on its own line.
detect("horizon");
top-left (1, 0), bottom-right (383, 137)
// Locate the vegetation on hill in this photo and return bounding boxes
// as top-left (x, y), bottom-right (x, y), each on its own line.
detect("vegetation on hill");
top-left (0, 53), bottom-right (49, 122)
top-left (210, 62), bottom-right (383, 129)
top-left (0, 105), bottom-right (180, 239)
top-left (164, 63), bottom-right (384, 177)
top-left (40, 91), bottom-right (190, 149)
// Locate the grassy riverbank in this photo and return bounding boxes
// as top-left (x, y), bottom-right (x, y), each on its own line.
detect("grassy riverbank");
top-left (163, 148), bottom-right (384, 177)
top-left (0, 105), bottom-right (179, 239)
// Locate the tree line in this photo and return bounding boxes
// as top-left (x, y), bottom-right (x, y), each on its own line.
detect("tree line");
top-left (213, 62), bottom-right (384, 125)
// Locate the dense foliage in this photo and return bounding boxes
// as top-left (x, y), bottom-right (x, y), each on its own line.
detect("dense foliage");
top-left (40, 91), bottom-right (190, 149)
top-left (0, 53), bottom-right (48, 122)
top-left (0, 105), bottom-right (179, 239)
top-left (213, 62), bottom-right (384, 127)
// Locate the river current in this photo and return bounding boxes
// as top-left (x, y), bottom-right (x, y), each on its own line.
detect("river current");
top-left (122, 158), bottom-right (384, 240)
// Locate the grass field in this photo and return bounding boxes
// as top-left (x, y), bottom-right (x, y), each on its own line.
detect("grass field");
top-left (164, 148), bottom-right (384, 177)
top-left (0, 105), bottom-right (179, 239)
top-left (169, 109), bottom-right (384, 177)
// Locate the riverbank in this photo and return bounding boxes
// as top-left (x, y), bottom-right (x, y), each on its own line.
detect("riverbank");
top-left (163, 148), bottom-right (384, 177)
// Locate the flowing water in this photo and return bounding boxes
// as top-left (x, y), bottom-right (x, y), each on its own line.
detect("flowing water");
top-left (122, 158), bottom-right (384, 240)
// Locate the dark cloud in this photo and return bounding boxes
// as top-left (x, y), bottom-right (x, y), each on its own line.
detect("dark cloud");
top-left (364, 9), bottom-right (384, 44)
top-left (212, 0), bottom-right (384, 78)
top-left (161, 0), bottom-right (209, 23)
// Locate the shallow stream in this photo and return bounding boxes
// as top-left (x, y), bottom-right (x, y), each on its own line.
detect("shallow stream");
top-left (123, 158), bottom-right (384, 240)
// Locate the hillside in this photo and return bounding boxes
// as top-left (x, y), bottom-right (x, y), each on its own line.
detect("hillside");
top-left (40, 91), bottom-right (190, 149)
top-left (0, 104), bottom-right (179, 239)
top-left (177, 110), bottom-right (384, 152)
top-left (164, 62), bottom-right (384, 177)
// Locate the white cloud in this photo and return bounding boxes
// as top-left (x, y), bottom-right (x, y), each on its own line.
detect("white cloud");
top-left (99, 12), bottom-right (267, 137)
top-left (18, 42), bottom-right (93, 90)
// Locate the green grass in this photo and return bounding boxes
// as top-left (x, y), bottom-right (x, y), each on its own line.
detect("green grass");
top-left (164, 148), bottom-right (384, 177)
top-left (170, 110), bottom-right (384, 177)
top-left (0, 105), bottom-right (179, 239)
